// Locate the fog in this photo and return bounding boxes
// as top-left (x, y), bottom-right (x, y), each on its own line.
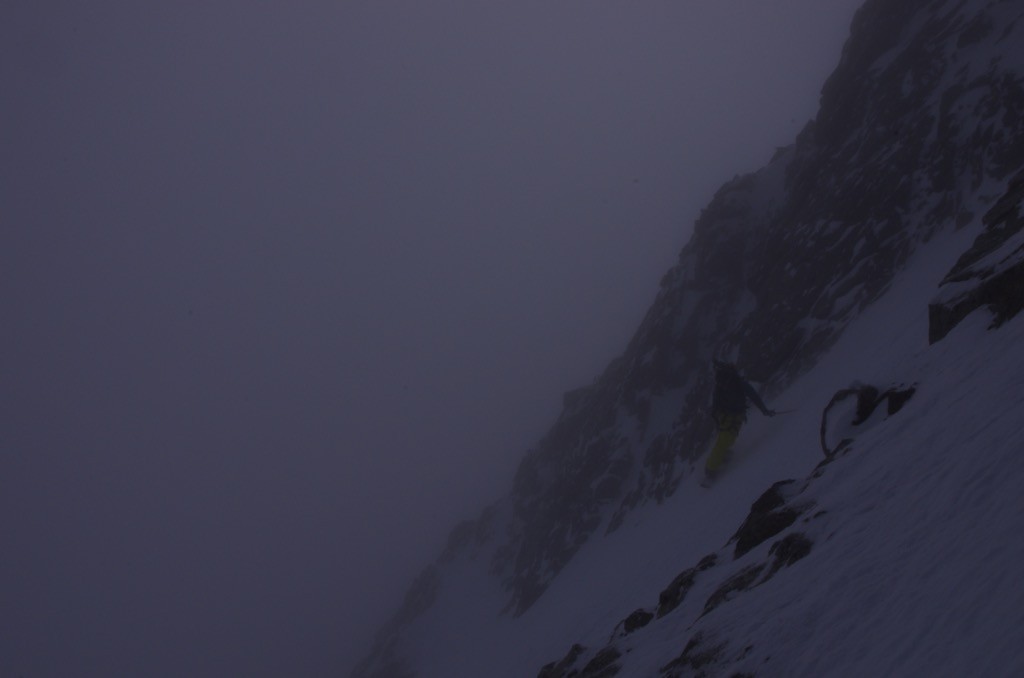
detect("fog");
top-left (2, 1), bottom-right (860, 675)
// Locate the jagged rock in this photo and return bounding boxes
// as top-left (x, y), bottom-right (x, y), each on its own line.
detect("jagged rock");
top-left (579, 647), bottom-right (622, 678)
top-left (657, 554), bottom-right (718, 618)
top-left (730, 481), bottom-right (809, 559)
top-left (545, 472), bottom-right (825, 676)
top-left (767, 533), bottom-right (814, 577)
top-left (702, 565), bottom-right (767, 617)
top-left (660, 632), bottom-right (726, 677)
top-left (820, 383), bottom-right (917, 456)
top-left (538, 643), bottom-right (587, 678)
top-left (930, 169), bottom-right (1024, 343)
top-left (540, 644), bottom-right (622, 678)
top-left (620, 608), bottom-right (654, 635)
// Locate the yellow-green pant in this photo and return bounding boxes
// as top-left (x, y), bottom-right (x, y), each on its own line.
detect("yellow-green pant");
top-left (705, 414), bottom-right (744, 475)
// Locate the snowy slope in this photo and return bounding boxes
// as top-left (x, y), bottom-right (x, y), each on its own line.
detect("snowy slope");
top-left (378, 217), bottom-right (1024, 678)
top-left (352, 0), bottom-right (1024, 675)
top-left (533, 221), bottom-right (1024, 677)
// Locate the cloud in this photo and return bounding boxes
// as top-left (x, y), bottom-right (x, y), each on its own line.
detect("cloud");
top-left (1, 1), bottom-right (861, 675)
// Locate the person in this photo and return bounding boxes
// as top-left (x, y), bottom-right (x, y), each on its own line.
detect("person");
top-left (703, 359), bottom-right (776, 483)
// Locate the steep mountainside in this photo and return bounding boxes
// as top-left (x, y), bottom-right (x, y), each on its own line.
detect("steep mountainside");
top-left (352, 0), bottom-right (1024, 675)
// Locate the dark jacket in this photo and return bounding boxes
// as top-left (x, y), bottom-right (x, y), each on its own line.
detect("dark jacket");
top-left (712, 361), bottom-right (771, 419)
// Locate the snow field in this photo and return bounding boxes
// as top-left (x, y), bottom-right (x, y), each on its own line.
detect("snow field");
top-left (403, 215), bottom-right (1024, 676)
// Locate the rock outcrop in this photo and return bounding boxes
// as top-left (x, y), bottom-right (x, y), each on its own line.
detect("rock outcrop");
top-left (819, 383), bottom-right (917, 456)
top-left (930, 168), bottom-right (1024, 343)
top-left (540, 446), bottom-right (830, 678)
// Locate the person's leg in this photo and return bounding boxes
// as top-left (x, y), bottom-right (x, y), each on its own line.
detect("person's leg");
top-left (705, 415), bottom-right (741, 477)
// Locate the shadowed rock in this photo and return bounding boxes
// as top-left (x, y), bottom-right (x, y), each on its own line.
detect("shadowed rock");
top-left (621, 608), bottom-right (655, 635)
top-left (579, 647), bottom-right (622, 678)
top-left (660, 632), bottom-right (726, 677)
top-left (657, 553), bottom-right (718, 618)
top-left (768, 533), bottom-right (814, 576)
top-left (930, 169), bottom-right (1024, 344)
top-left (730, 481), bottom-right (808, 559)
top-left (538, 643), bottom-right (586, 678)
top-left (538, 644), bottom-right (622, 678)
top-left (820, 383), bottom-right (917, 456)
top-left (702, 565), bottom-right (767, 617)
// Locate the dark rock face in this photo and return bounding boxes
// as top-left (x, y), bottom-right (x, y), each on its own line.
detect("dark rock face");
top-left (621, 608), bottom-right (655, 635)
top-left (657, 554), bottom-right (718, 619)
top-left (579, 647), bottom-right (622, 678)
top-left (538, 644), bottom-right (586, 678)
top-left (820, 383), bottom-right (917, 456)
top-left (538, 645), bottom-right (622, 678)
top-left (768, 533), bottom-right (814, 577)
top-left (702, 565), bottom-right (767, 617)
top-left (730, 481), bottom-right (809, 559)
top-left (660, 632), bottom-right (727, 678)
top-left (930, 169), bottom-right (1024, 343)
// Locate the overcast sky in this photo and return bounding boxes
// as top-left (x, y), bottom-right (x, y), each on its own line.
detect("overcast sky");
top-left (2, 1), bottom-right (861, 675)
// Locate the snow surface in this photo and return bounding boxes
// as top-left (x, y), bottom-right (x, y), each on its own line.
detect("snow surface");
top-left (394, 215), bottom-right (1024, 675)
